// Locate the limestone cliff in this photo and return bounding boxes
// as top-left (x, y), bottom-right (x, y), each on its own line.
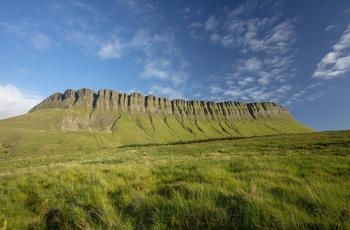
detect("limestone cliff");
top-left (29, 88), bottom-right (292, 121)
top-left (25, 88), bottom-right (313, 140)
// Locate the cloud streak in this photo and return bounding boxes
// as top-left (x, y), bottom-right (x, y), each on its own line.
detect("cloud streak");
top-left (313, 24), bottom-right (350, 79)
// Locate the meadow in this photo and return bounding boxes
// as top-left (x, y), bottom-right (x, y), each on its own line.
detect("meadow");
top-left (0, 130), bottom-right (349, 229)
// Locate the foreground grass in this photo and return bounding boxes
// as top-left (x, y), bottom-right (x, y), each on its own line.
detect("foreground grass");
top-left (0, 131), bottom-right (349, 229)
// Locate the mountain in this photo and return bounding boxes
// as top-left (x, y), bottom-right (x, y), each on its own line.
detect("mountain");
top-left (0, 88), bottom-right (314, 156)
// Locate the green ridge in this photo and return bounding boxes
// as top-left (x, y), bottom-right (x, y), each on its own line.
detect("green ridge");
top-left (0, 90), bottom-right (315, 156)
top-left (0, 108), bottom-right (314, 156)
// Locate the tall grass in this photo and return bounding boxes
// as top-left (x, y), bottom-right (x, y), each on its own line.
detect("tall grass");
top-left (0, 131), bottom-right (349, 229)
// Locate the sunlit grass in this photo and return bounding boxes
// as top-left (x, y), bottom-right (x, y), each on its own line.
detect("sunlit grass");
top-left (0, 109), bottom-right (314, 157)
top-left (0, 130), bottom-right (349, 229)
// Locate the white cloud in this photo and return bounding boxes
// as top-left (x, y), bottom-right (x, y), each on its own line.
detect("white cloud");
top-left (181, 7), bottom-right (191, 14)
top-left (250, 89), bottom-right (275, 101)
top-left (238, 76), bottom-right (255, 86)
top-left (321, 52), bottom-right (337, 64)
top-left (266, 20), bottom-right (296, 48)
top-left (149, 85), bottom-right (184, 99)
top-left (0, 21), bottom-right (27, 37)
top-left (228, 4), bottom-right (245, 18)
top-left (258, 75), bottom-right (270, 85)
top-left (129, 29), bottom-right (152, 50)
top-left (343, 8), bottom-right (350, 15)
top-left (188, 19), bottom-right (213, 40)
top-left (333, 27), bottom-right (350, 51)
top-left (0, 84), bottom-right (42, 120)
top-left (209, 86), bottom-right (222, 94)
top-left (188, 22), bottom-right (206, 40)
top-left (141, 56), bottom-right (189, 86)
top-left (205, 15), bottom-right (218, 31)
top-left (313, 24), bottom-right (350, 79)
top-left (276, 84), bottom-right (292, 93)
top-left (223, 89), bottom-right (241, 98)
top-left (141, 59), bottom-right (170, 80)
top-left (131, 30), bottom-right (190, 87)
top-left (188, 22), bottom-right (203, 29)
top-left (171, 71), bottom-right (188, 86)
top-left (198, 1), bottom-right (300, 104)
top-left (284, 83), bottom-right (326, 106)
top-left (72, 1), bottom-right (99, 18)
top-left (221, 35), bottom-right (236, 48)
top-left (240, 57), bottom-right (262, 72)
top-left (118, 0), bottom-right (154, 15)
top-left (97, 40), bottom-right (122, 59)
top-left (325, 22), bottom-right (339, 32)
top-left (0, 21), bottom-right (55, 51)
top-left (191, 2), bottom-right (296, 56)
top-left (31, 33), bottom-right (52, 50)
top-left (209, 33), bottom-right (221, 43)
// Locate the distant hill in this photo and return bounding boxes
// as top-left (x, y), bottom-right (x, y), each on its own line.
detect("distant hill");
top-left (0, 88), bottom-right (314, 156)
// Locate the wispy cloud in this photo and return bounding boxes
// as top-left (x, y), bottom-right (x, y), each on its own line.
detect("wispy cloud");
top-left (72, 1), bottom-right (100, 19)
top-left (188, 22), bottom-right (203, 29)
top-left (187, 22), bottom-right (205, 40)
top-left (130, 29), bottom-right (189, 90)
top-left (0, 84), bottom-right (42, 119)
top-left (284, 83), bottom-right (326, 106)
top-left (117, 0), bottom-right (154, 15)
top-left (0, 1), bottom-right (106, 53)
top-left (97, 40), bottom-right (122, 59)
top-left (238, 76), bottom-right (255, 86)
top-left (187, 0), bottom-right (302, 104)
top-left (325, 22), bottom-right (340, 32)
top-left (180, 6), bottom-right (202, 20)
top-left (140, 56), bottom-right (189, 86)
top-left (149, 85), bottom-right (184, 100)
top-left (313, 24), bottom-right (350, 79)
top-left (0, 21), bottom-right (27, 37)
top-left (47, 1), bottom-right (190, 95)
top-left (235, 57), bottom-right (263, 72)
top-left (141, 58), bottom-right (171, 80)
top-left (31, 32), bottom-right (52, 50)
top-left (205, 15), bottom-right (218, 31)
top-left (0, 21), bottom-right (55, 51)
top-left (194, 7), bottom-right (291, 55)
top-left (343, 8), bottom-right (350, 15)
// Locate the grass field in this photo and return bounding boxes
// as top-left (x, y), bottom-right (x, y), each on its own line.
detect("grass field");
top-left (0, 130), bottom-right (349, 229)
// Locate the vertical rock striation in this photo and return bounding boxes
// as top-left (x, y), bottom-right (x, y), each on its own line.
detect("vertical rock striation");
top-left (27, 88), bottom-right (312, 139)
top-left (29, 88), bottom-right (292, 121)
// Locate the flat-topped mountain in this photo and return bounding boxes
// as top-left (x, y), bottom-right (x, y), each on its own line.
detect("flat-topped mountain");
top-left (0, 88), bottom-right (314, 156)
top-left (29, 88), bottom-right (293, 129)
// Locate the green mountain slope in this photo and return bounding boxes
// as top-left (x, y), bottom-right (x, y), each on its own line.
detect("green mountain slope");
top-left (0, 88), bottom-right (314, 156)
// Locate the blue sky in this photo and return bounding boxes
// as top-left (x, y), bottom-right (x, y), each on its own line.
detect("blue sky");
top-left (0, 0), bottom-right (349, 131)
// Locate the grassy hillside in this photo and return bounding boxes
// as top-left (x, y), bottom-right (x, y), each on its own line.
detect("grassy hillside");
top-left (0, 108), bottom-right (314, 156)
top-left (0, 130), bottom-right (349, 229)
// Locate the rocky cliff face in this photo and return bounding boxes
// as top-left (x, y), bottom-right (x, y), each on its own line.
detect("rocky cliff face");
top-left (22, 87), bottom-right (316, 144)
top-left (29, 88), bottom-right (293, 121)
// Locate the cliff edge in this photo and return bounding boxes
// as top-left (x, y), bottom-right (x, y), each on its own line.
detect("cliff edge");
top-left (29, 88), bottom-right (293, 122)
top-left (25, 88), bottom-right (315, 143)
